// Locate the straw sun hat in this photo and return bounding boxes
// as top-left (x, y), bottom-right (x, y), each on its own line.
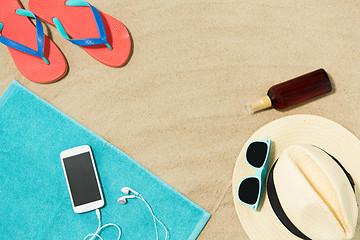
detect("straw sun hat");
top-left (232, 114), bottom-right (360, 240)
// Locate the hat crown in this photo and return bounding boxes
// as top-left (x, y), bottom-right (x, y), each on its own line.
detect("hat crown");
top-left (274, 145), bottom-right (358, 240)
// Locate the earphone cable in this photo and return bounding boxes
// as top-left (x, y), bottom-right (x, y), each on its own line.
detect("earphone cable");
top-left (83, 209), bottom-right (122, 240)
top-left (136, 195), bottom-right (168, 240)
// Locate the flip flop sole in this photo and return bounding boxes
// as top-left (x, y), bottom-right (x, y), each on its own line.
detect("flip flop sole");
top-left (29, 0), bottom-right (131, 67)
top-left (0, 0), bottom-right (68, 83)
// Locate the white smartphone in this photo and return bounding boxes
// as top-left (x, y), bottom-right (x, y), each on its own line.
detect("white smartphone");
top-left (60, 145), bottom-right (104, 213)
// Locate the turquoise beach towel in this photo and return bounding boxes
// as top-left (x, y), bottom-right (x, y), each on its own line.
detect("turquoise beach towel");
top-left (0, 80), bottom-right (210, 239)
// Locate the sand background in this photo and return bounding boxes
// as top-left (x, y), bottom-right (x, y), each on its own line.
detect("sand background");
top-left (1, 1), bottom-right (360, 239)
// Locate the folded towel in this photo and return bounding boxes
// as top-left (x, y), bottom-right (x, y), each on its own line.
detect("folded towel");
top-left (0, 80), bottom-right (210, 240)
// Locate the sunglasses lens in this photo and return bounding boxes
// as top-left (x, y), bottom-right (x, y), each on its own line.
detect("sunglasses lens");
top-left (246, 142), bottom-right (268, 168)
top-left (238, 177), bottom-right (260, 205)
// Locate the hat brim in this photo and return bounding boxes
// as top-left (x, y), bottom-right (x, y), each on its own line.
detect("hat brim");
top-left (232, 114), bottom-right (360, 240)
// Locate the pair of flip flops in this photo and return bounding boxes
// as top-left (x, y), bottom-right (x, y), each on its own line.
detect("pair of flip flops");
top-left (0, 0), bottom-right (132, 83)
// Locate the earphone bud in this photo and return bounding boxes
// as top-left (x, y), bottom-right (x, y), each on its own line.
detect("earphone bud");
top-left (117, 195), bottom-right (136, 204)
top-left (121, 187), bottom-right (139, 195)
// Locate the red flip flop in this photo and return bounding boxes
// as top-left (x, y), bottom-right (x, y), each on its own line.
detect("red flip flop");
top-left (29, 0), bottom-right (132, 67)
top-left (0, 0), bottom-right (68, 83)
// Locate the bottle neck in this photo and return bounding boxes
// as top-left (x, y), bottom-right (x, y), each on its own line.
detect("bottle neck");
top-left (246, 96), bottom-right (272, 114)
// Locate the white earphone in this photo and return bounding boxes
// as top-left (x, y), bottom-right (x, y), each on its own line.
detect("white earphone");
top-left (121, 186), bottom-right (139, 196)
top-left (117, 195), bottom-right (136, 204)
top-left (118, 187), bottom-right (168, 240)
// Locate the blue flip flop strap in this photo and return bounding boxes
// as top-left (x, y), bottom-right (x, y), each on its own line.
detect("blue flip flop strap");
top-left (0, 10), bottom-right (48, 64)
top-left (54, 0), bottom-right (111, 49)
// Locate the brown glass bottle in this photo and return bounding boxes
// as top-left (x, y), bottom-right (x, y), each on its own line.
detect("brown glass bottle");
top-left (246, 69), bottom-right (332, 113)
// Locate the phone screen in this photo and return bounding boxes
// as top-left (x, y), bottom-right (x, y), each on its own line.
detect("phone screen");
top-left (63, 152), bottom-right (101, 206)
